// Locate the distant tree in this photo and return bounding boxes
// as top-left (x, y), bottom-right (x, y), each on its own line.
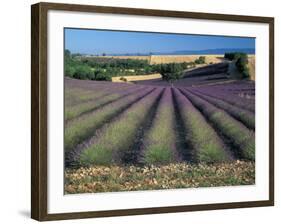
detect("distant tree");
top-left (65, 65), bottom-right (75, 77)
top-left (119, 77), bottom-right (127, 82)
top-left (64, 54), bottom-right (191, 82)
top-left (73, 65), bottom-right (94, 80)
top-left (102, 53), bottom-right (106, 56)
top-left (64, 49), bottom-right (71, 59)
top-left (195, 56), bottom-right (206, 64)
top-left (236, 56), bottom-right (249, 78)
top-left (181, 62), bottom-right (188, 69)
top-left (156, 63), bottom-right (184, 85)
top-left (72, 53), bottom-right (82, 57)
top-left (224, 52), bottom-right (249, 79)
top-left (95, 71), bottom-right (111, 81)
top-left (224, 52), bottom-right (247, 61)
top-left (64, 49), bottom-right (75, 77)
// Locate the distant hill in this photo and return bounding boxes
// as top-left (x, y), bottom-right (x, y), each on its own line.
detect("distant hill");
top-left (108, 48), bottom-right (255, 56)
top-left (170, 48), bottom-right (255, 55)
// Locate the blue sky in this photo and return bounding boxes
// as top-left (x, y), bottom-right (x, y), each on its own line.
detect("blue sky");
top-left (65, 28), bottom-right (255, 55)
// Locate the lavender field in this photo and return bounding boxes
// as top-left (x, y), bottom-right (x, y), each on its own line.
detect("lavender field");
top-left (64, 63), bottom-right (255, 193)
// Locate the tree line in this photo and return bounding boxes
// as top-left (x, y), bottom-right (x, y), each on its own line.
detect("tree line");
top-left (64, 50), bottom-right (206, 82)
top-left (224, 52), bottom-right (250, 78)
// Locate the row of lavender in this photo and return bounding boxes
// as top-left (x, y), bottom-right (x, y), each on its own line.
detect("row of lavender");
top-left (65, 79), bottom-right (255, 167)
top-left (193, 81), bottom-right (255, 111)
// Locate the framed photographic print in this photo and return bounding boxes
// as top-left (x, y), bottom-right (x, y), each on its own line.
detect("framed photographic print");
top-left (31, 2), bottom-right (274, 221)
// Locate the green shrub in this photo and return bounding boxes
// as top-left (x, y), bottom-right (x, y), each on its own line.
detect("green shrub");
top-left (188, 62), bottom-right (196, 68)
top-left (156, 63), bottom-right (184, 83)
top-left (224, 52), bottom-right (247, 61)
top-left (64, 49), bottom-right (71, 59)
top-left (95, 71), bottom-right (111, 81)
top-left (120, 77), bottom-right (127, 82)
top-left (236, 56), bottom-right (249, 78)
top-left (224, 52), bottom-right (250, 79)
top-left (73, 65), bottom-right (94, 80)
top-left (195, 56), bottom-right (206, 64)
top-left (65, 64), bottom-right (76, 77)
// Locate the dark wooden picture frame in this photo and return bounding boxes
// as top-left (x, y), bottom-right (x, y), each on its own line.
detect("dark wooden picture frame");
top-left (31, 2), bottom-right (274, 221)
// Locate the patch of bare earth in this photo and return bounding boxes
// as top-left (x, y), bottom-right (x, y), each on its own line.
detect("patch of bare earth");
top-left (65, 160), bottom-right (254, 194)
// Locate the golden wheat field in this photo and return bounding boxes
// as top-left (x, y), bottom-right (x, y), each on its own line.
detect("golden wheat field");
top-left (100, 55), bottom-right (225, 64)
